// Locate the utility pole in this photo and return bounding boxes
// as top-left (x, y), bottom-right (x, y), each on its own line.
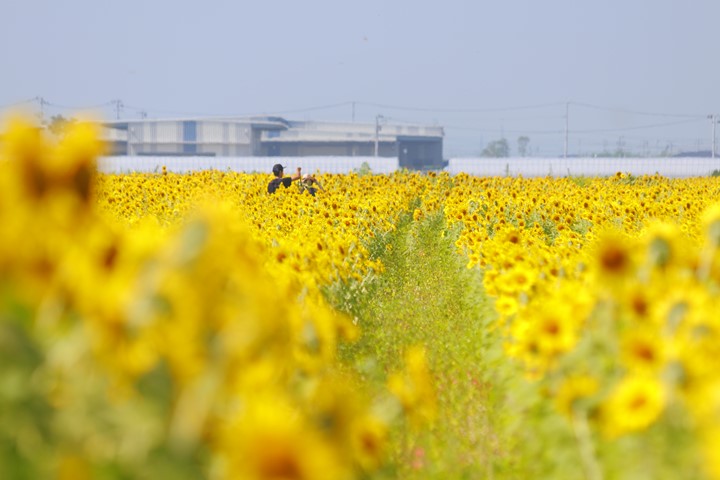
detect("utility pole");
top-left (112, 99), bottom-right (123, 120)
top-left (374, 114), bottom-right (384, 157)
top-left (37, 96), bottom-right (47, 124)
top-left (564, 102), bottom-right (569, 158)
top-left (710, 114), bottom-right (718, 159)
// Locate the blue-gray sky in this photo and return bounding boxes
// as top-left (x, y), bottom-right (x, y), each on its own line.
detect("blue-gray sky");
top-left (2, 0), bottom-right (719, 156)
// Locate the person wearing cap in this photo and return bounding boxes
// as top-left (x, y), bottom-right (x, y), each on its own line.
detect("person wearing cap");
top-left (267, 163), bottom-right (302, 194)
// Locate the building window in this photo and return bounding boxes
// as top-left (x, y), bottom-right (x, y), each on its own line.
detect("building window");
top-left (183, 121), bottom-right (197, 154)
top-left (183, 121), bottom-right (197, 142)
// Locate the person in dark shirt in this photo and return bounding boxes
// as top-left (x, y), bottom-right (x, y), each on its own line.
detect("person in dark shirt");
top-left (267, 163), bottom-right (302, 194)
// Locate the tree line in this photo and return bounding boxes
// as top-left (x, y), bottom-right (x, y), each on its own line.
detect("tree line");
top-left (480, 136), bottom-right (683, 158)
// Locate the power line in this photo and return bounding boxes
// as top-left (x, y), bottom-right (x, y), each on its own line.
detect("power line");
top-left (355, 101), bottom-right (567, 113)
top-left (261, 101), bottom-right (354, 116)
top-left (570, 117), bottom-right (703, 134)
top-left (0, 97), bottom-right (37, 109)
top-left (43, 100), bottom-right (115, 110)
top-left (444, 125), bottom-right (564, 135)
top-left (569, 131), bottom-right (710, 141)
top-left (122, 101), bottom-right (354, 119)
top-left (570, 101), bottom-right (705, 119)
top-left (444, 118), bottom-right (704, 136)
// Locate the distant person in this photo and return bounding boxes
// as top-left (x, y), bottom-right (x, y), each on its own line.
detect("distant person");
top-left (298, 173), bottom-right (325, 196)
top-left (267, 164), bottom-right (302, 194)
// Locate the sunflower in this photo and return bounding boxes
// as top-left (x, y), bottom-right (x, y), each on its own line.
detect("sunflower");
top-left (620, 328), bottom-right (665, 373)
top-left (600, 375), bottom-right (666, 438)
top-left (387, 345), bottom-right (437, 428)
top-left (594, 230), bottom-right (636, 278)
top-left (554, 374), bottom-right (599, 419)
top-left (218, 395), bottom-right (351, 480)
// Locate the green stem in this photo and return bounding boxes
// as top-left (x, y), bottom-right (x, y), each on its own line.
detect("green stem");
top-left (571, 406), bottom-right (603, 480)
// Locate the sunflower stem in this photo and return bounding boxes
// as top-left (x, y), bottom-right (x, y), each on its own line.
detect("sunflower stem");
top-left (571, 406), bottom-right (603, 480)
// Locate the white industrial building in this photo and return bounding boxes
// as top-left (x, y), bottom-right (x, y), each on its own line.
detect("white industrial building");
top-left (101, 116), bottom-right (445, 169)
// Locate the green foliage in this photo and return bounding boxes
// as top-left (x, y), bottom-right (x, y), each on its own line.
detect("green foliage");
top-left (0, 313), bottom-right (209, 479)
top-left (566, 175), bottom-right (593, 187)
top-left (356, 161), bottom-right (373, 176)
top-left (46, 114), bottom-right (75, 136)
top-left (328, 210), bottom-right (514, 479)
top-left (481, 138), bottom-right (510, 158)
top-left (570, 218), bottom-right (593, 235)
top-left (517, 136), bottom-right (530, 157)
top-left (0, 317), bottom-right (53, 480)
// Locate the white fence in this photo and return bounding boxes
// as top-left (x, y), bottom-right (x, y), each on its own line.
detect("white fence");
top-left (447, 157), bottom-right (720, 178)
top-left (97, 156), bottom-right (720, 178)
top-left (98, 156), bottom-right (398, 175)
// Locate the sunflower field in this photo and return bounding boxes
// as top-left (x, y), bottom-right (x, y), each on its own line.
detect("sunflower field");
top-left (2, 116), bottom-right (720, 479)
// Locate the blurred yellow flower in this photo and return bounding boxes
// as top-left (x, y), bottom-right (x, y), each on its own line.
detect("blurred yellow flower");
top-left (592, 229), bottom-right (637, 281)
top-left (701, 203), bottom-right (720, 246)
top-left (57, 454), bottom-right (91, 480)
top-left (387, 345), bottom-right (437, 427)
top-left (702, 424), bottom-right (720, 480)
top-left (601, 375), bottom-right (666, 438)
top-left (350, 414), bottom-right (389, 472)
top-left (218, 395), bottom-right (351, 480)
top-left (494, 294), bottom-right (519, 318)
top-left (620, 328), bottom-right (665, 373)
top-left (554, 374), bottom-right (599, 418)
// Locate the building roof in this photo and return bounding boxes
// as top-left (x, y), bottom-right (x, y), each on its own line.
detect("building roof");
top-left (102, 116), bottom-right (288, 130)
top-left (102, 116), bottom-right (442, 136)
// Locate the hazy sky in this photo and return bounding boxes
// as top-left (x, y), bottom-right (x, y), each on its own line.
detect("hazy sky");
top-left (2, 0), bottom-right (719, 156)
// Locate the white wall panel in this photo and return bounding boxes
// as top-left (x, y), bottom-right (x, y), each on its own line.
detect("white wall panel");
top-left (128, 124), bottom-right (144, 142)
top-left (101, 127), bottom-right (127, 141)
top-left (230, 124), bottom-right (251, 143)
top-left (197, 122), bottom-right (223, 143)
top-left (155, 122), bottom-right (181, 143)
top-left (195, 121), bottom-right (251, 144)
